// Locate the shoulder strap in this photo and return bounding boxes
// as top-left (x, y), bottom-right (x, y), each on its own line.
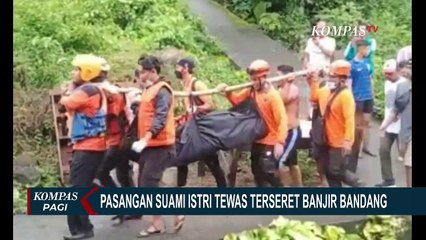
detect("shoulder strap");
top-left (248, 87), bottom-right (263, 114)
top-left (98, 88), bottom-right (107, 113)
top-left (121, 92), bottom-right (127, 105)
top-left (249, 87), bottom-right (256, 98)
top-left (82, 83), bottom-right (106, 112)
top-left (189, 79), bottom-right (199, 114)
top-left (148, 79), bottom-right (170, 96)
top-left (191, 79), bottom-right (199, 92)
top-left (190, 79), bottom-right (199, 99)
top-left (323, 86), bottom-right (346, 117)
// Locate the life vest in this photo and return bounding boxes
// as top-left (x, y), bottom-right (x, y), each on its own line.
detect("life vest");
top-left (106, 92), bottom-right (129, 136)
top-left (70, 84), bottom-right (107, 143)
top-left (138, 80), bottom-right (175, 147)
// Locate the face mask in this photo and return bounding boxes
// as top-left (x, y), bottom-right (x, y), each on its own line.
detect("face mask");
top-left (327, 81), bottom-right (337, 90)
top-left (175, 70), bottom-right (183, 79)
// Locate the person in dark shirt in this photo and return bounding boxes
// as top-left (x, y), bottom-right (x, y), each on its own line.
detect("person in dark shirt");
top-left (380, 61), bottom-right (412, 187)
top-left (132, 56), bottom-right (184, 237)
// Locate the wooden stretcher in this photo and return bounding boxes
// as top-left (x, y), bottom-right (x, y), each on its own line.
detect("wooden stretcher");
top-left (50, 88), bottom-right (73, 184)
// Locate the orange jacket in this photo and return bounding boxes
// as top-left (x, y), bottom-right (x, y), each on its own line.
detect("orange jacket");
top-left (138, 81), bottom-right (175, 147)
top-left (226, 87), bottom-right (287, 145)
top-left (60, 84), bottom-right (107, 152)
top-left (106, 93), bottom-right (128, 147)
top-left (309, 75), bottom-right (355, 148)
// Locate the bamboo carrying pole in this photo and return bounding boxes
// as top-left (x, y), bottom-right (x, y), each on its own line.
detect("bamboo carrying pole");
top-left (172, 69), bottom-right (310, 97)
top-left (116, 69), bottom-right (310, 97)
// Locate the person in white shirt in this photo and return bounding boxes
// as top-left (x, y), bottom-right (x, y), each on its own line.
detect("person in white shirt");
top-left (396, 45), bottom-right (411, 66)
top-left (303, 20), bottom-right (336, 71)
top-left (376, 59), bottom-right (405, 187)
top-left (304, 21), bottom-right (336, 133)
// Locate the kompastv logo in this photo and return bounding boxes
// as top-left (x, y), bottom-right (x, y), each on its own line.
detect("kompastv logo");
top-left (312, 25), bottom-right (378, 37)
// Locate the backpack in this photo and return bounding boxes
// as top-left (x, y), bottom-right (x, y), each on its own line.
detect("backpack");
top-left (311, 86), bottom-right (346, 147)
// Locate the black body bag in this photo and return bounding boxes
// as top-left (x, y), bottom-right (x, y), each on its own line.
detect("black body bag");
top-left (121, 103), bottom-right (141, 163)
top-left (170, 94), bottom-right (267, 167)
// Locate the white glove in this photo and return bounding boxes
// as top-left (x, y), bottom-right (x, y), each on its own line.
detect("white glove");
top-left (186, 106), bottom-right (198, 114)
top-left (131, 139), bottom-right (147, 153)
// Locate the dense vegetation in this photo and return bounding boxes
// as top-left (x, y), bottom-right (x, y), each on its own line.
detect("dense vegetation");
top-left (13, 0), bottom-right (322, 214)
top-left (223, 215), bottom-right (410, 240)
top-left (216, 0), bottom-right (412, 117)
top-left (13, 0), bottom-right (247, 213)
top-left (13, 0), bottom-right (411, 215)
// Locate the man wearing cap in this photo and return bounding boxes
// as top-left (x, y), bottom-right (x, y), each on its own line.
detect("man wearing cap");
top-left (174, 58), bottom-right (227, 188)
top-left (308, 60), bottom-right (364, 187)
top-left (396, 45), bottom-right (411, 66)
top-left (59, 54), bottom-right (108, 240)
top-left (376, 59), bottom-right (406, 187)
top-left (217, 59), bottom-right (287, 187)
top-left (347, 39), bottom-right (376, 169)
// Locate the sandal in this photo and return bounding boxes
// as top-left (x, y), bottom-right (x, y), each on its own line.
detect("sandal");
top-left (362, 149), bottom-right (377, 157)
top-left (124, 215), bottom-right (143, 220)
top-left (137, 225), bottom-right (166, 238)
top-left (174, 215), bottom-right (185, 233)
top-left (111, 215), bottom-right (124, 226)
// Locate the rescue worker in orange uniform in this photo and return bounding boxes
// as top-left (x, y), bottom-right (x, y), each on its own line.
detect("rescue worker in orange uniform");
top-left (131, 56), bottom-right (184, 237)
top-left (59, 54), bottom-right (108, 240)
top-left (93, 60), bottom-right (132, 189)
top-left (217, 59), bottom-right (288, 187)
top-left (95, 89), bottom-right (130, 188)
top-left (87, 59), bottom-right (141, 224)
top-left (307, 60), bottom-right (364, 187)
top-left (174, 58), bottom-right (227, 188)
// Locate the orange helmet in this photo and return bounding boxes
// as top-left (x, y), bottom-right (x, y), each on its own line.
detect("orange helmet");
top-left (247, 59), bottom-right (270, 77)
top-left (329, 59), bottom-right (351, 77)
